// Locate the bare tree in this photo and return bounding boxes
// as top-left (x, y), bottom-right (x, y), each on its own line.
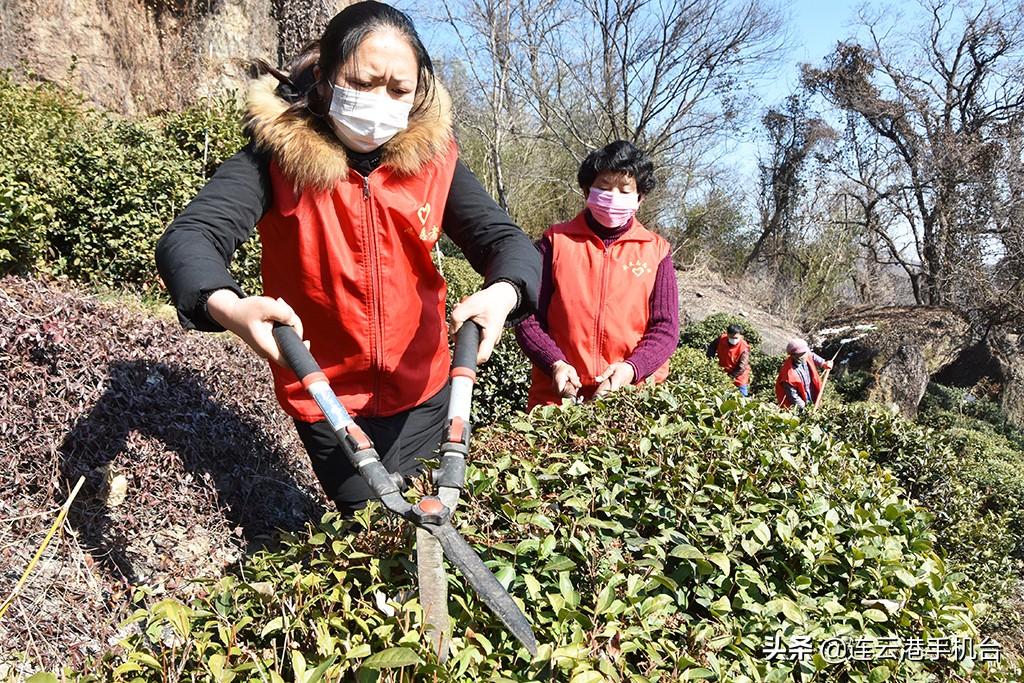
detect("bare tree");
top-left (803, 0), bottom-right (1024, 319)
top-left (436, 0), bottom-right (520, 211)
top-left (429, 0), bottom-right (584, 234)
top-left (747, 94), bottom-right (835, 268)
top-left (429, 0), bottom-right (786, 238)
top-left (514, 0), bottom-right (787, 164)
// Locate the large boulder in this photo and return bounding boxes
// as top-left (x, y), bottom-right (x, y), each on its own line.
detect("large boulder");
top-left (812, 307), bottom-right (974, 417)
top-left (872, 343), bottom-right (933, 416)
top-left (989, 329), bottom-right (1024, 428)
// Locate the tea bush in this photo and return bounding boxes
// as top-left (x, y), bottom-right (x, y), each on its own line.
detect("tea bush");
top-left (0, 73), bottom-right (262, 294)
top-left (162, 96), bottom-right (248, 178)
top-left (85, 379), bottom-right (1022, 681)
top-left (832, 370), bottom-right (874, 404)
top-left (0, 73), bottom-right (201, 288)
top-left (918, 383), bottom-right (1024, 450)
top-left (668, 346), bottom-right (734, 392)
top-left (812, 402), bottom-right (1024, 634)
top-left (442, 256), bottom-right (532, 426)
top-left (940, 428), bottom-right (1024, 560)
top-left (749, 351), bottom-right (785, 401)
top-left (160, 96), bottom-right (264, 296)
top-left (0, 74), bottom-right (79, 272)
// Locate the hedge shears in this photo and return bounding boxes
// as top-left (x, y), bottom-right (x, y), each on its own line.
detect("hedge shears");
top-left (272, 322), bottom-right (538, 657)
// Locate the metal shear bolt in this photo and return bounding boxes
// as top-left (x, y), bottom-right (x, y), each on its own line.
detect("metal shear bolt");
top-left (415, 497), bottom-right (447, 525)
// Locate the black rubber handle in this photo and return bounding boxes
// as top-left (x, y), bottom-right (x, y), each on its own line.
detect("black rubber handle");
top-left (272, 322), bottom-right (321, 381)
top-left (453, 321), bottom-right (482, 372)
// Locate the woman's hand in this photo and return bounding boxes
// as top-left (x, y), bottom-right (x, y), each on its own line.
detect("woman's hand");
top-left (451, 281), bottom-right (518, 364)
top-left (551, 360), bottom-right (581, 399)
top-left (594, 362), bottom-right (636, 397)
top-left (207, 290), bottom-right (308, 368)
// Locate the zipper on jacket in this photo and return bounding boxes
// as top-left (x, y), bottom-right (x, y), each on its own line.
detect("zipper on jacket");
top-left (361, 172), bottom-right (385, 414)
top-left (594, 242), bottom-right (611, 380)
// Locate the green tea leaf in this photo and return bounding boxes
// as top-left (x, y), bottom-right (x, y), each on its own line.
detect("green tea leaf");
top-left (359, 647), bottom-right (423, 670)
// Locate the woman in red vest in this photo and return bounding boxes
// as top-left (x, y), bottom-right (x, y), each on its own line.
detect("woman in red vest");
top-left (706, 324), bottom-right (751, 396)
top-left (775, 338), bottom-right (833, 410)
top-left (156, 2), bottom-right (539, 515)
top-left (515, 141), bottom-right (680, 409)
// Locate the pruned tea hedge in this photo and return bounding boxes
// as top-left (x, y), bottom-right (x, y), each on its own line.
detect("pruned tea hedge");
top-left (83, 374), bottom-right (1022, 681)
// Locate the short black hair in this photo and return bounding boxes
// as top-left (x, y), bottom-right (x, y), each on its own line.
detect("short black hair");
top-left (577, 140), bottom-right (657, 197)
top-left (727, 324), bottom-right (743, 335)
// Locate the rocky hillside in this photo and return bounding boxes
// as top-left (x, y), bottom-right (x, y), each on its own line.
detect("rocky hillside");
top-left (0, 0), bottom-right (351, 115)
top-left (676, 265), bottom-right (802, 355)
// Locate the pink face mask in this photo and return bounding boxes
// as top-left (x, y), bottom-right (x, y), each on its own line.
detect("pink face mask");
top-left (586, 188), bottom-right (639, 228)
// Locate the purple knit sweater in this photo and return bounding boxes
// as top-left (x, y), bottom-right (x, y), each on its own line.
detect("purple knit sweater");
top-left (514, 211), bottom-right (680, 382)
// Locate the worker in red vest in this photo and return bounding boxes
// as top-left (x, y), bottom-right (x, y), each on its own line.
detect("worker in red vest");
top-left (156, 3), bottom-right (539, 515)
top-left (706, 324), bottom-right (751, 396)
top-left (515, 141), bottom-right (680, 409)
top-left (775, 338), bottom-right (833, 410)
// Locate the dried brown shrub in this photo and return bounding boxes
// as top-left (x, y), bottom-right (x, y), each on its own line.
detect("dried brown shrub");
top-left (0, 275), bottom-right (326, 668)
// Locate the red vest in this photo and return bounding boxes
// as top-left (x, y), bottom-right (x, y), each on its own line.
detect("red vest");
top-left (527, 213), bottom-right (671, 408)
top-left (775, 354), bottom-right (822, 408)
top-left (715, 333), bottom-right (751, 386)
top-left (258, 141), bottom-right (459, 420)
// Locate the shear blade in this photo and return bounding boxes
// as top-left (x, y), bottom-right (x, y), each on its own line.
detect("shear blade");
top-left (424, 522), bottom-right (538, 655)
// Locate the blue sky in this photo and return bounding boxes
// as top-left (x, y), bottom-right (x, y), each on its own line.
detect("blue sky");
top-left (408, 0), bottom-right (872, 177)
top-left (773, 0), bottom-right (865, 101)
top-left (727, 0), bottom-right (866, 177)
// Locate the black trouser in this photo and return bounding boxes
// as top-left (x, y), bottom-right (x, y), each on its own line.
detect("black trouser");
top-left (294, 384), bottom-right (450, 516)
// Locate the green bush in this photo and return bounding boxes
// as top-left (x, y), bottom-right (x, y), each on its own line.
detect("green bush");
top-left (57, 117), bottom-right (204, 289)
top-left (84, 378), bottom-right (1022, 681)
top-left (749, 351), bottom-right (784, 401)
top-left (811, 402), bottom-right (1024, 635)
top-left (941, 427), bottom-right (1024, 559)
top-left (832, 370), bottom-right (874, 404)
top-left (0, 72), bottom-right (263, 294)
top-left (668, 346), bottom-right (734, 392)
top-left (161, 96), bottom-right (248, 178)
top-left (0, 73), bottom-right (83, 272)
top-left (918, 383), bottom-right (1024, 449)
top-left (919, 383), bottom-right (1006, 427)
top-left (159, 95), bottom-right (266, 295)
top-left (0, 73), bottom-right (202, 289)
top-left (678, 312), bottom-right (764, 353)
top-left (442, 256), bottom-right (532, 426)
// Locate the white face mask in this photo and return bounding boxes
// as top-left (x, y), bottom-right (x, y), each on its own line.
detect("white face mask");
top-left (328, 85), bottom-right (413, 153)
top-left (727, 337), bottom-right (740, 346)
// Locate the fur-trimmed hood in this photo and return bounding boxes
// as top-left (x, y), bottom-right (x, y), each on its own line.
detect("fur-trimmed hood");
top-left (244, 75), bottom-right (453, 192)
